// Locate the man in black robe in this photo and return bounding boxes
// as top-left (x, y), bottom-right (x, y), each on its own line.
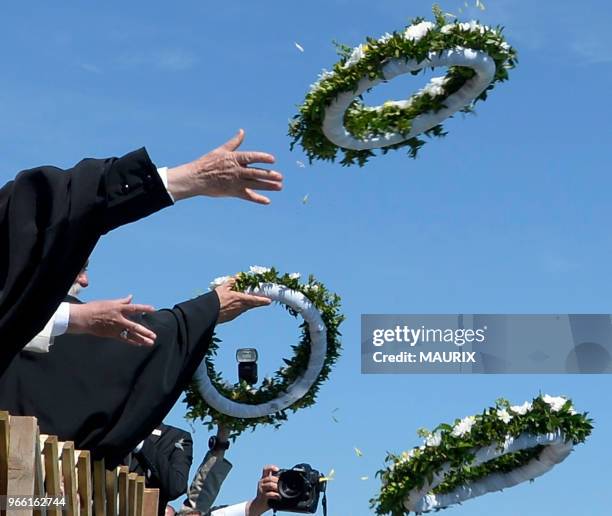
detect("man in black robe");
top-left (0, 130), bottom-right (282, 369)
top-left (0, 275), bottom-right (267, 468)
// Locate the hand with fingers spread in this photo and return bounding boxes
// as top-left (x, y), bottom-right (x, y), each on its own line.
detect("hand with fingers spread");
top-left (166, 129), bottom-right (283, 205)
top-left (247, 465), bottom-right (281, 516)
top-left (215, 278), bottom-right (271, 324)
top-left (67, 294), bottom-right (158, 346)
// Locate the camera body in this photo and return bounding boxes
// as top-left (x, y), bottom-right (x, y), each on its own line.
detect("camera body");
top-left (268, 464), bottom-right (325, 514)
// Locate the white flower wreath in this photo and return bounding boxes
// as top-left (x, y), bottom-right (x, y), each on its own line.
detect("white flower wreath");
top-left (184, 267), bottom-right (343, 435)
top-left (372, 395), bottom-right (593, 515)
top-left (289, 6), bottom-right (517, 166)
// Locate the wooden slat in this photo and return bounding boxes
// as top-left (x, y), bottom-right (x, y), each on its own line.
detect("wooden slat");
top-left (42, 436), bottom-right (61, 516)
top-left (105, 469), bottom-right (118, 516)
top-left (135, 477), bottom-right (145, 516)
top-left (0, 412), bottom-right (9, 506)
top-left (117, 467), bottom-right (129, 516)
top-left (60, 442), bottom-right (78, 515)
top-left (76, 451), bottom-right (92, 516)
top-left (7, 415), bottom-right (38, 516)
top-left (127, 474), bottom-right (137, 516)
top-left (33, 427), bottom-right (46, 516)
top-left (141, 490), bottom-right (158, 516)
top-left (92, 460), bottom-right (106, 516)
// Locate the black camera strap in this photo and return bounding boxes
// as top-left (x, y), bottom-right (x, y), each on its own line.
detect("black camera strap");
top-left (322, 490), bottom-right (327, 516)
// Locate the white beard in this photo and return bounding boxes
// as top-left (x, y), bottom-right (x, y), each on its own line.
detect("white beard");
top-left (68, 283), bottom-right (82, 297)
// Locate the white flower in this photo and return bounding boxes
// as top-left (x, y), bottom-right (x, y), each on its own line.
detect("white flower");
top-left (209, 275), bottom-right (231, 289)
top-left (345, 43), bottom-right (369, 67)
top-left (307, 284), bottom-right (320, 292)
top-left (500, 41), bottom-right (511, 51)
top-left (425, 431), bottom-right (442, 447)
top-left (404, 21), bottom-right (435, 42)
top-left (459, 20), bottom-right (484, 33)
top-left (378, 32), bottom-right (394, 44)
top-left (451, 416), bottom-right (476, 437)
top-left (497, 409), bottom-right (512, 424)
top-left (542, 395), bottom-right (567, 412)
top-left (308, 69), bottom-right (334, 92)
top-left (441, 24), bottom-right (455, 34)
top-left (421, 76), bottom-right (447, 97)
top-left (289, 272), bottom-right (301, 280)
top-left (399, 449), bottom-right (416, 463)
top-left (249, 265), bottom-right (271, 274)
top-left (510, 401), bottom-right (532, 415)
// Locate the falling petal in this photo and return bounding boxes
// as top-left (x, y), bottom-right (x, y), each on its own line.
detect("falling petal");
top-left (332, 415), bottom-right (340, 423)
top-left (320, 468), bottom-right (335, 482)
top-left (354, 447), bottom-right (363, 457)
top-left (360, 476), bottom-right (369, 481)
top-left (295, 42), bottom-right (305, 52)
top-left (444, 12), bottom-right (457, 18)
top-left (476, 0), bottom-right (486, 10)
top-left (296, 160), bottom-right (306, 168)
top-left (302, 194), bottom-right (309, 204)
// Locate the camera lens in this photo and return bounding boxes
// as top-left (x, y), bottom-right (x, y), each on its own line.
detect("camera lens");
top-left (278, 470), bottom-right (306, 500)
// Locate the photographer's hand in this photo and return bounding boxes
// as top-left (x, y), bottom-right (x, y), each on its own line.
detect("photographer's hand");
top-left (247, 465), bottom-right (280, 516)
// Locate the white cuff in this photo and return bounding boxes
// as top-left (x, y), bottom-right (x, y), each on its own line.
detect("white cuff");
top-left (51, 302), bottom-right (70, 336)
top-left (133, 440), bottom-right (145, 453)
top-left (211, 501), bottom-right (248, 516)
top-left (23, 316), bottom-right (56, 353)
top-left (156, 167), bottom-right (175, 203)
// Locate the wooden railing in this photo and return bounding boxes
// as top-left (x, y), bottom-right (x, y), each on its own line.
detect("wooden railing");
top-left (0, 412), bottom-right (159, 516)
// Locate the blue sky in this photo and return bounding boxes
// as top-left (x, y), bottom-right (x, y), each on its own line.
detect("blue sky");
top-left (1, 0), bottom-right (611, 514)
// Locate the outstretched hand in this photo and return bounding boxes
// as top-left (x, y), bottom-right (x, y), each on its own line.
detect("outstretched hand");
top-left (67, 295), bottom-right (157, 346)
top-left (166, 129), bottom-right (283, 204)
top-left (215, 278), bottom-right (271, 324)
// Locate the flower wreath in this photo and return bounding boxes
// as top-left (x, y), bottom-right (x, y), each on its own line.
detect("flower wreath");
top-left (184, 267), bottom-right (343, 436)
top-left (289, 6), bottom-right (517, 166)
top-left (372, 395), bottom-right (593, 515)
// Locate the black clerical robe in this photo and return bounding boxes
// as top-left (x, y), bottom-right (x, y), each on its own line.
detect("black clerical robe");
top-left (0, 148), bottom-right (173, 370)
top-left (0, 293), bottom-right (219, 468)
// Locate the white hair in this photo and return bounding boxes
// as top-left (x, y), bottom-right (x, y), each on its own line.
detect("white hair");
top-left (68, 282), bottom-right (82, 297)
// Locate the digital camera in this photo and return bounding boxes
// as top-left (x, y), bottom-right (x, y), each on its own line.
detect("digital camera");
top-left (268, 463), bottom-right (326, 513)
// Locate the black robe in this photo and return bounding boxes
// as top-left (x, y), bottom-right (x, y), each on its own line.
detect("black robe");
top-left (0, 148), bottom-right (173, 370)
top-left (0, 293), bottom-right (219, 468)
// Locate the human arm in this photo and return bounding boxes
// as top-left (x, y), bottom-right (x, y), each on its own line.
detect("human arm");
top-left (210, 465), bottom-right (280, 516)
top-left (183, 426), bottom-right (233, 513)
top-left (1, 130), bottom-right (282, 365)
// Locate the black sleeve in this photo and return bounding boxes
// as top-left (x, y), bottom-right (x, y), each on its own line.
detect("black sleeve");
top-left (0, 148), bottom-right (173, 370)
top-left (83, 291), bottom-right (220, 468)
top-left (0, 292), bottom-right (219, 470)
top-left (137, 430), bottom-right (193, 500)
